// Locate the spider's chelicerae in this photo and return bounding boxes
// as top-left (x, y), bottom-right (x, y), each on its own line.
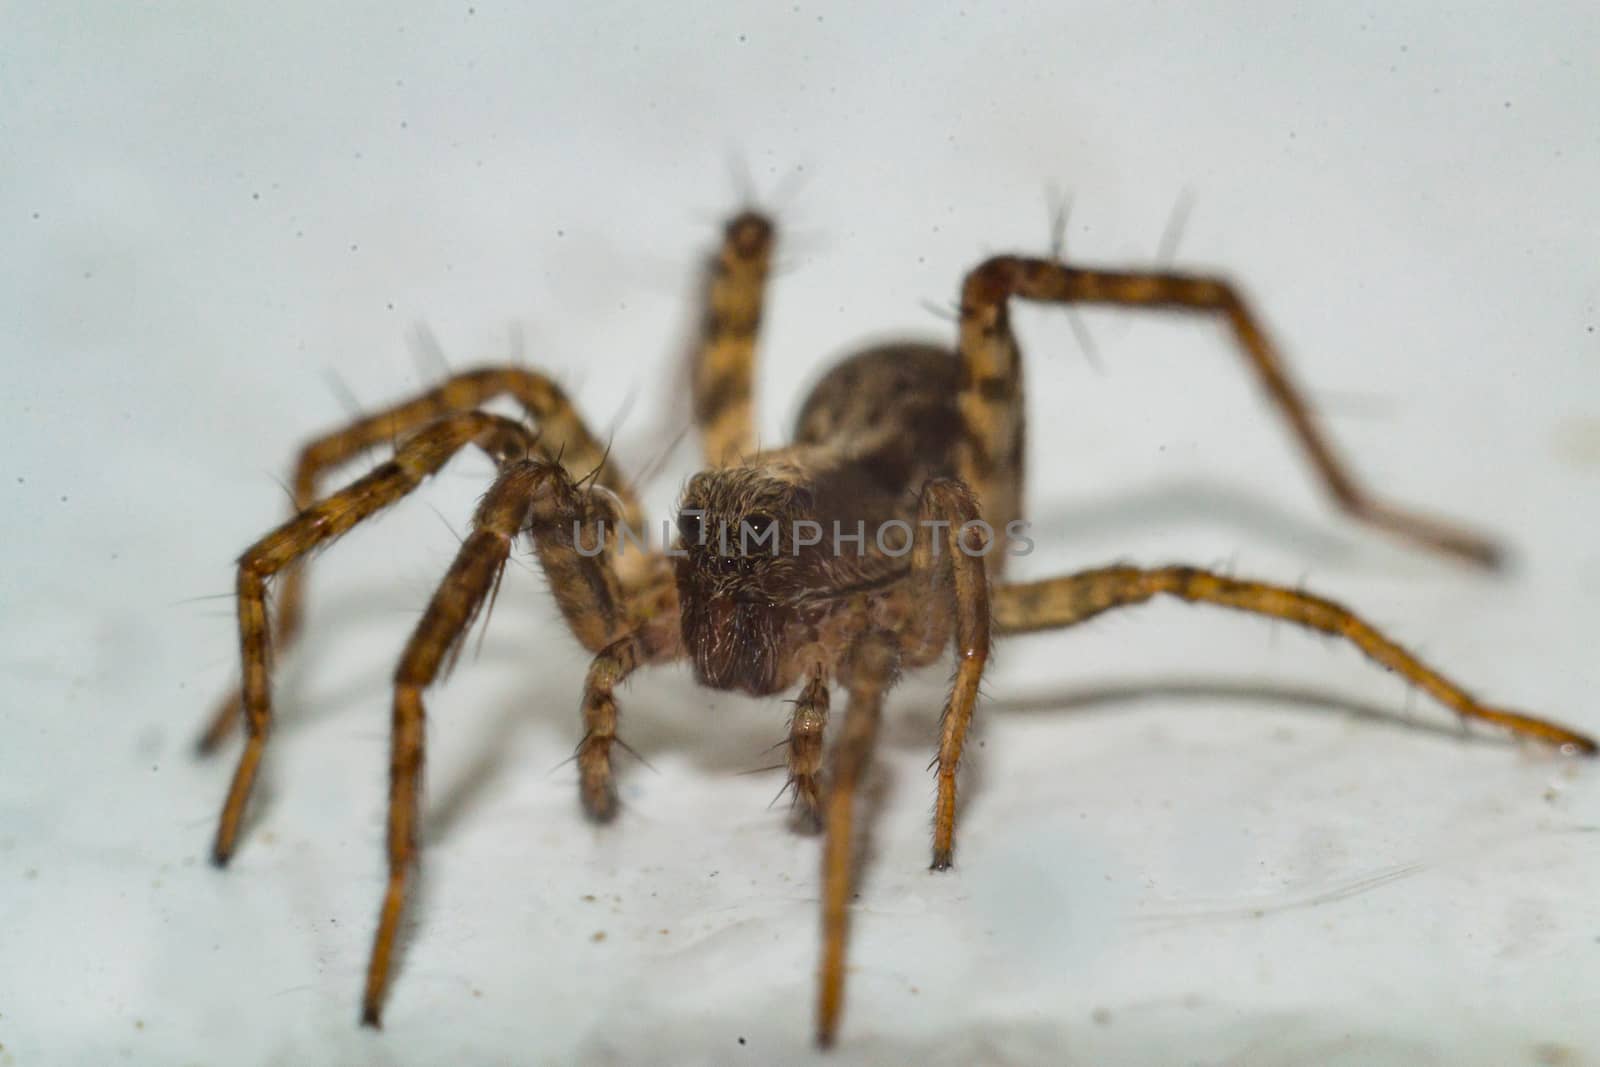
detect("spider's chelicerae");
top-left (198, 209), bottom-right (1596, 1047)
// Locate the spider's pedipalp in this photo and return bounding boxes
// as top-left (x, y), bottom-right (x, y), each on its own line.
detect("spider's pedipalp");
top-left (784, 668), bottom-right (831, 832)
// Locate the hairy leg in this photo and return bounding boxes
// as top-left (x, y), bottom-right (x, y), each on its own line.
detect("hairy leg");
top-left (955, 256), bottom-right (1502, 569)
top-left (899, 479), bottom-right (994, 869)
top-left (993, 563), bottom-right (1596, 752)
top-left (576, 634), bottom-right (642, 823)
top-left (362, 457), bottom-right (645, 1025)
top-left (785, 667), bottom-right (831, 832)
top-left (816, 630), bottom-right (899, 1048)
top-left (693, 212), bottom-right (774, 466)
top-left (575, 610), bottom-right (684, 823)
top-left (211, 412), bottom-right (538, 865)
top-left (198, 365), bottom-right (643, 752)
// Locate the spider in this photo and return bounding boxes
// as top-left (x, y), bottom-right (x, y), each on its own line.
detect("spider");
top-left (197, 208), bottom-right (1596, 1048)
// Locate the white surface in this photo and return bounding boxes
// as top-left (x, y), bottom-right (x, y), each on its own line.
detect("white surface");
top-left (4, 5), bottom-right (1600, 1065)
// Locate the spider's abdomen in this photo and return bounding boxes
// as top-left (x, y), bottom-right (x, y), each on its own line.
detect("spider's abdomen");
top-left (792, 342), bottom-right (964, 486)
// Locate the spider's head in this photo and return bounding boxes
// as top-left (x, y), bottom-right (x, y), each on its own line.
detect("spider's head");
top-left (673, 465), bottom-right (819, 696)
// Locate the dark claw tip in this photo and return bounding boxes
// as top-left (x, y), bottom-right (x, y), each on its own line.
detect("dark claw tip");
top-left (361, 1006), bottom-right (383, 1029)
top-left (582, 790), bottom-right (619, 825)
top-left (929, 849), bottom-right (953, 871)
top-left (790, 808), bottom-right (824, 836)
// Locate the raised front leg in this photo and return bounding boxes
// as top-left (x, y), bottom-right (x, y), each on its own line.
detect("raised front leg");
top-left (693, 212), bottom-right (774, 466)
top-left (992, 563), bottom-right (1596, 752)
top-left (955, 255), bottom-right (1503, 569)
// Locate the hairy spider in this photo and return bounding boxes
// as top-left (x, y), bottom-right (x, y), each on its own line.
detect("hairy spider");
top-left (198, 209), bottom-right (1596, 1047)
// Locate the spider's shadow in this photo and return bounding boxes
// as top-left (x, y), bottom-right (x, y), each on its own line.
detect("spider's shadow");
top-left (1021, 475), bottom-right (1492, 576)
top-left (233, 614), bottom-right (1497, 857)
top-left (972, 674), bottom-right (1493, 745)
top-left (418, 661), bottom-right (1504, 851)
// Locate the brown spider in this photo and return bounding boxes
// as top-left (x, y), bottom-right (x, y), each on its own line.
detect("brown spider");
top-left (197, 208), bottom-right (1597, 1047)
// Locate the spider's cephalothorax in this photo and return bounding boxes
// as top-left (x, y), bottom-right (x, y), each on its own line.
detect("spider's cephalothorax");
top-left (197, 208), bottom-right (1595, 1048)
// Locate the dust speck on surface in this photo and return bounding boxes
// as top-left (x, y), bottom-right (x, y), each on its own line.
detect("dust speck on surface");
top-left (1534, 1041), bottom-right (1575, 1065)
top-left (590, 930), bottom-right (606, 943)
top-left (1552, 416), bottom-right (1600, 469)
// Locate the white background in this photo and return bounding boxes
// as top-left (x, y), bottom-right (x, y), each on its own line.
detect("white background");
top-left (4, 4), bottom-right (1599, 1065)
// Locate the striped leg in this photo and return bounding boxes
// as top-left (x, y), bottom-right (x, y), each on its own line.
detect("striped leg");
top-left (363, 457), bottom-right (654, 1025)
top-left (211, 413), bottom-right (543, 866)
top-left (955, 256), bottom-right (1502, 569)
top-left (992, 563), bottom-right (1596, 752)
top-left (693, 212), bottom-right (775, 466)
top-left (785, 667), bottom-right (831, 832)
top-left (898, 479), bottom-right (995, 870)
top-left (197, 365), bottom-right (641, 752)
top-left (816, 631), bottom-right (899, 1048)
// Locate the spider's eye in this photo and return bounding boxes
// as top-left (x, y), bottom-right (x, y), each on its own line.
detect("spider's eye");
top-left (737, 513), bottom-right (779, 555)
top-left (676, 510), bottom-right (706, 545)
